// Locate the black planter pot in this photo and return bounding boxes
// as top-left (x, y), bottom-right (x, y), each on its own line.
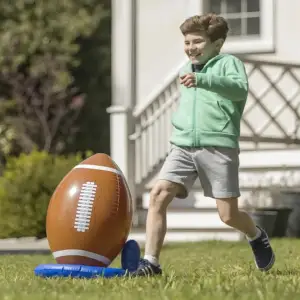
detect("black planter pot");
top-left (280, 191), bottom-right (300, 238)
top-left (266, 208), bottom-right (292, 237)
top-left (250, 210), bottom-right (278, 237)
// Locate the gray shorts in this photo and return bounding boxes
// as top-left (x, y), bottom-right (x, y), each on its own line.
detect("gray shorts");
top-left (158, 145), bottom-right (240, 199)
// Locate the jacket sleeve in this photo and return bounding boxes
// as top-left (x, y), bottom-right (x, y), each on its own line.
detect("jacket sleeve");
top-left (194, 57), bottom-right (248, 101)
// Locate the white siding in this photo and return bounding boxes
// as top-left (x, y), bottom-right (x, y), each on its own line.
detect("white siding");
top-left (247, 0), bottom-right (300, 62)
top-left (136, 0), bottom-right (201, 104)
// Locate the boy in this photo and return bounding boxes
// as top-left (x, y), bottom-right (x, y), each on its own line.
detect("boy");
top-left (131, 13), bottom-right (275, 276)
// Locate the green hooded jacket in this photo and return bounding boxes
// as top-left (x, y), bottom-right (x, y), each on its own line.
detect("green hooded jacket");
top-left (170, 54), bottom-right (248, 148)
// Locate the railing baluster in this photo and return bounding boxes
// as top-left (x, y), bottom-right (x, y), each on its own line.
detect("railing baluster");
top-left (146, 106), bottom-right (153, 172)
top-left (160, 93), bottom-right (167, 158)
top-left (134, 122), bottom-right (142, 184)
top-left (140, 113), bottom-right (147, 180)
top-left (153, 101), bottom-right (159, 166)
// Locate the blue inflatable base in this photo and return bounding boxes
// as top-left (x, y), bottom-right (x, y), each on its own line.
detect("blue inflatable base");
top-left (34, 264), bottom-right (127, 279)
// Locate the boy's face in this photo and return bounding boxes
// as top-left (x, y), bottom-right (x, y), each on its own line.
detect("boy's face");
top-left (184, 32), bottom-right (223, 64)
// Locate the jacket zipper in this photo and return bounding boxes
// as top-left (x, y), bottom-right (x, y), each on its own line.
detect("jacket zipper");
top-left (193, 86), bottom-right (196, 147)
top-left (193, 64), bottom-right (209, 147)
top-left (190, 57), bottom-right (219, 147)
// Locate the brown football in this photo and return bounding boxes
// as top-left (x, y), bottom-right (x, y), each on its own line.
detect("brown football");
top-left (46, 153), bottom-right (133, 267)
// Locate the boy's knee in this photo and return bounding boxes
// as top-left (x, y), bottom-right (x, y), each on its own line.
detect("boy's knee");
top-left (149, 180), bottom-right (181, 211)
top-left (216, 197), bottom-right (239, 226)
top-left (219, 212), bottom-right (236, 226)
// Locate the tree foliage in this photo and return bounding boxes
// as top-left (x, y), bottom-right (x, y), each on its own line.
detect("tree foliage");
top-left (72, 1), bottom-right (111, 155)
top-left (0, 0), bottom-right (109, 155)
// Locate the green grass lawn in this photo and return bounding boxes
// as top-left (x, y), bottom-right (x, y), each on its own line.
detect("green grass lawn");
top-left (0, 239), bottom-right (300, 300)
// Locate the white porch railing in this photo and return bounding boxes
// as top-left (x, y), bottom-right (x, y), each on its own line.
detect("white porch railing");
top-left (129, 58), bottom-right (300, 192)
top-left (129, 68), bottom-right (182, 191)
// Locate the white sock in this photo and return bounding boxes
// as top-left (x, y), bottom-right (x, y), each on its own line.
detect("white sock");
top-left (144, 255), bottom-right (159, 266)
top-left (246, 227), bottom-right (262, 241)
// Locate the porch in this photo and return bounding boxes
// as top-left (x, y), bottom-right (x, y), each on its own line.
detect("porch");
top-left (108, 54), bottom-right (300, 242)
top-left (108, 0), bottom-right (300, 241)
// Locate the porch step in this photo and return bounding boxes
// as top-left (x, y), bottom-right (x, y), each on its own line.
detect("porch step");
top-left (138, 207), bottom-right (232, 230)
top-left (128, 229), bottom-right (242, 245)
top-left (141, 190), bottom-right (253, 211)
top-left (137, 190), bottom-right (244, 242)
top-left (137, 192), bottom-right (242, 242)
top-left (137, 207), bottom-right (240, 232)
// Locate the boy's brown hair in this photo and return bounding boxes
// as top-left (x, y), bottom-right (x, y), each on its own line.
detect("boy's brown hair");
top-left (180, 13), bottom-right (229, 42)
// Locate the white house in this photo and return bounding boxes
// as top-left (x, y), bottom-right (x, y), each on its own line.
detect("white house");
top-left (108, 0), bottom-right (300, 243)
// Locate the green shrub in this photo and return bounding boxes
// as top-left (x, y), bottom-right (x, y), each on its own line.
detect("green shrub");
top-left (0, 150), bottom-right (92, 239)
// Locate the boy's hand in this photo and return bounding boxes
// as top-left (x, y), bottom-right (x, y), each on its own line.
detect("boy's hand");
top-left (180, 73), bottom-right (196, 88)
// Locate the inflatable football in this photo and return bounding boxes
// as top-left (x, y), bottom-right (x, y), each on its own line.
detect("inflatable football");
top-left (46, 153), bottom-right (133, 267)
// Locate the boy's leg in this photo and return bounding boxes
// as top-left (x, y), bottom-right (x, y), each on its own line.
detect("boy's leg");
top-left (215, 197), bottom-right (257, 238)
top-left (144, 179), bottom-right (181, 264)
top-left (215, 197), bottom-right (275, 271)
top-left (132, 145), bottom-right (198, 276)
top-left (193, 147), bottom-right (275, 271)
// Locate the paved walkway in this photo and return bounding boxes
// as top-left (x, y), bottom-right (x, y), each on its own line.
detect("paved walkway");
top-left (0, 237), bottom-right (50, 254)
top-left (0, 230), bottom-right (242, 254)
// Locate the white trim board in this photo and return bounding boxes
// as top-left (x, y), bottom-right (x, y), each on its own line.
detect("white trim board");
top-left (200, 0), bottom-right (275, 54)
top-left (129, 231), bottom-right (242, 244)
top-left (239, 149), bottom-right (300, 169)
top-left (139, 210), bottom-right (231, 230)
top-left (142, 191), bottom-right (250, 209)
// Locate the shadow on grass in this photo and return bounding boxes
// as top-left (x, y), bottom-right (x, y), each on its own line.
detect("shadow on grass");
top-left (270, 268), bottom-right (300, 276)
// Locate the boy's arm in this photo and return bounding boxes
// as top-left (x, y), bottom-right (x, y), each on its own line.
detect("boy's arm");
top-left (194, 57), bottom-right (248, 101)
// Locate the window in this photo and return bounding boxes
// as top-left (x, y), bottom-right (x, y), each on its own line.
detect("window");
top-left (202, 0), bottom-right (275, 54)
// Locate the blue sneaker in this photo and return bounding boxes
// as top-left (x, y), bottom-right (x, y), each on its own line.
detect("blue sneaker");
top-left (249, 226), bottom-right (275, 271)
top-left (130, 258), bottom-right (162, 277)
top-left (121, 240), bottom-right (141, 272)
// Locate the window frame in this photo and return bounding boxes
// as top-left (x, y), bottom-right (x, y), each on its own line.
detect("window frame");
top-left (198, 0), bottom-right (275, 54)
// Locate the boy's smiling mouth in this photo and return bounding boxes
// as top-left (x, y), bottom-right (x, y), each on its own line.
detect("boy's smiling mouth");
top-left (188, 53), bottom-right (202, 61)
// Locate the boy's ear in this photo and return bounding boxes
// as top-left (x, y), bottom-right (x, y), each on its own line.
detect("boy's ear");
top-left (214, 38), bottom-right (225, 51)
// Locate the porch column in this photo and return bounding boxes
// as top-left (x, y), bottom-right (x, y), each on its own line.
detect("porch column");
top-left (107, 0), bottom-right (138, 224)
